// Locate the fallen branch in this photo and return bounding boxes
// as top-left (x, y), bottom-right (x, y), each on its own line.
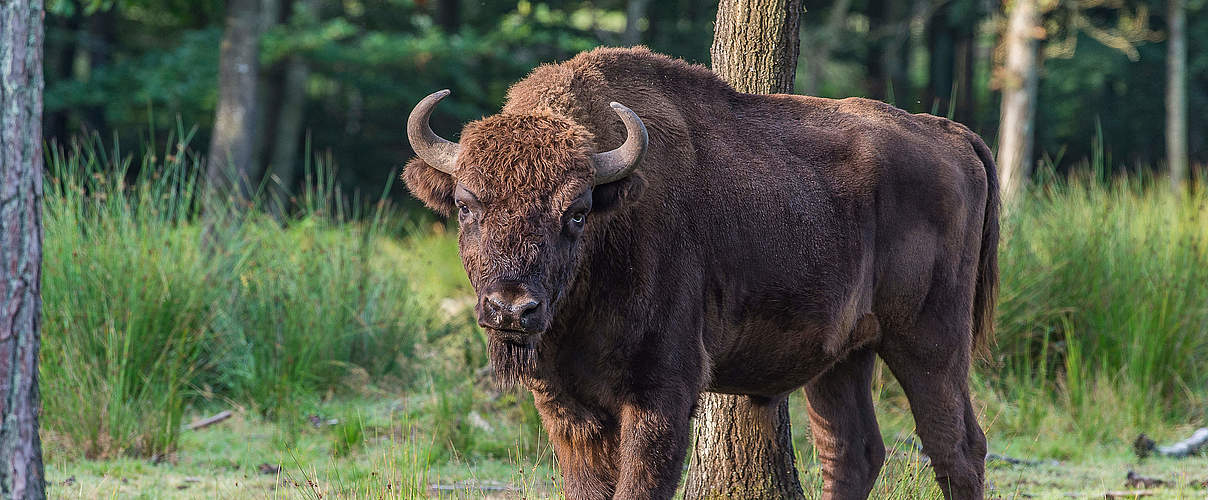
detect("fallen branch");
top-left (903, 438), bottom-right (1056, 467)
top-left (1105, 490), bottom-right (1154, 498)
top-left (184, 410), bottom-right (232, 431)
top-left (428, 480), bottom-right (523, 494)
top-left (1125, 470), bottom-right (1169, 488)
top-left (1133, 428), bottom-right (1208, 459)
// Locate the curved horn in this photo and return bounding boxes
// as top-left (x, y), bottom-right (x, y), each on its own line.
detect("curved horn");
top-left (407, 89), bottom-right (461, 175)
top-left (591, 102), bottom-right (648, 185)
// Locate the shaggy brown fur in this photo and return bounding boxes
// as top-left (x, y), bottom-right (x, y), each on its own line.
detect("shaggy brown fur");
top-left (404, 46), bottom-right (999, 500)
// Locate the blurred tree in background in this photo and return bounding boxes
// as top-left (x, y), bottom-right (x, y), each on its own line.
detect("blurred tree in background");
top-left (42, 0), bottom-right (1206, 209)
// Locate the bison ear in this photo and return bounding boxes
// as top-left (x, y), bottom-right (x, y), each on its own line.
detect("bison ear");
top-left (590, 173), bottom-right (645, 214)
top-left (403, 157), bottom-right (456, 216)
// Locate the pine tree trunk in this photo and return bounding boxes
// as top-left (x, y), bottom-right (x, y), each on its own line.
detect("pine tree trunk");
top-left (207, 0), bottom-right (264, 209)
top-left (995, 0), bottom-right (1040, 206)
top-left (0, 1), bottom-right (48, 498)
top-left (1166, 0), bottom-right (1188, 193)
top-left (684, 2), bottom-right (805, 499)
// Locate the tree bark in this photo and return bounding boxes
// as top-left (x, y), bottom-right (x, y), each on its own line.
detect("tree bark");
top-left (206, 0), bottom-right (264, 210)
top-left (708, 0), bottom-right (802, 95)
top-left (685, 2), bottom-right (805, 499)
top-left (995, 0), bottom-right (1041, 206)
top-left (0, 0), bottom-right (48, 498)
top-left (1166, 0), bottom-right (1187, 193)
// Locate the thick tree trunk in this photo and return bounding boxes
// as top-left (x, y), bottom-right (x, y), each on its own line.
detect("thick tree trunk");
top-left (1166, 0), bottom-right (1188, 193)
top-left (708, 0), bottom-right (801, 95)
top-left (268, 0), bottom-right (319, 203)
top-left (685, 2), bottom-right (805, 499)
top-left (0, 1), bottom-right (48, 498)
top-left (206, 0), bottom-right (264, 209)
top-left (685, 395), bottom-right (804, 500)
top-left (995, 0), bottom-right (1040, 206)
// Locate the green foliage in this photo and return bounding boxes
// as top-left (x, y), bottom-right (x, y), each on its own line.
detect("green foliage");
top-left (991, 173), bottom-right (1208, 444)
top-left (39, 135), bottom-right (439, 458)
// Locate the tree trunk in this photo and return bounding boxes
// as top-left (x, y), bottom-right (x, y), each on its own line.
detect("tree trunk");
top-left (251, 0), bottom-right (283, 182)
top-left (995, 0), bottom-right (1040, 206)
top-left (623, 0), bottom-right (650, 46)
top-left (436, 0), bottom-right (460, 33)
top-left (268, 0), bottom-right (319, 204)
top-left (0, 1), bottom-right (48, 498)
top-left (801, 0), bottom-right (852, 96)
top-left (206, 0), bottom-right (264, 209)
top-left (708, 0), bottom-right (802, 95)
top-left (1166, 0), bottom-right (1188, 193)
top-left (685, 2), bottom-right (805, 499)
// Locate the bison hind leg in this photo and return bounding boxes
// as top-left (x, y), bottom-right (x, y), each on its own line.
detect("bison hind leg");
top-left (804, 348), bottom-right (885, 500)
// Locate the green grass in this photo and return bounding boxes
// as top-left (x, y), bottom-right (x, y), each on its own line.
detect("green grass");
top-left (40, 135), bottom-right (442, 459)
top-left (38, 136), bottom-right (1208, 497)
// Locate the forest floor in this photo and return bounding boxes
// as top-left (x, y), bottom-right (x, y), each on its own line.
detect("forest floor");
top-left (44, 394), bottom-right (1208, 499)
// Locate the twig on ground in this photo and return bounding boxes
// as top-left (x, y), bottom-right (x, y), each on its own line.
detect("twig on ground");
top-left (1133, 428), bottom-right (1208, 459)
top-left (184, 410), bottom-right (232, 431)
top-left (1125, 470), bottom-right (1169, 488)
top-left (1105, 490), bottom-right (1154, 498)
top-left (902, 437), bottom-right (1056, 467)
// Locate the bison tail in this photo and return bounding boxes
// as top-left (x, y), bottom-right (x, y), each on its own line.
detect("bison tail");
top-left (970, 134), bottom-right (1000, 358)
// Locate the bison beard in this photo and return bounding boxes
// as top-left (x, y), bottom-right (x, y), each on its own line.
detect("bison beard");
top-left (487, 333), bottom-right (539, 387)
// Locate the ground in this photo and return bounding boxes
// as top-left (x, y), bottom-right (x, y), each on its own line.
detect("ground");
top-left (44, 393), bottom-right (1208, 499)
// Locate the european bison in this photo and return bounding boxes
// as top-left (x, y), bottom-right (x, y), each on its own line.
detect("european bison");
top-left (403, 47), bottom-right (998, 500)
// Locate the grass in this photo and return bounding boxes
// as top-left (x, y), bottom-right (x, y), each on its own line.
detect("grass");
top-left (38, 136), bottom-right (1208, 497)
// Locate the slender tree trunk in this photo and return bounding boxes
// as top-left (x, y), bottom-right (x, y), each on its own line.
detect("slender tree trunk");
top-left (926, 3), bottom-right (956, 114)
top-left (206, 0), bottom-right (264, 210)
top-left (802, 0), bottom-right (852, 96)
top-left (684, 2), bottom-right (805, 499)
top-left (0, 1), bottom-right (48, 498)
top-left (81, 9), bottom-right (115, 133)
top-left (436, 0), bottom-right (460, 33)
top-left (1166, 0), bottom-right (1188, 193)
top-left (623, 0), bottom-right (650, 46)
top-left (251, 0), bottom-right (283, 182)
top-left (995, 0), bottom-right (1040, 205)
top-left (269, 0), bottom-right (319, 204)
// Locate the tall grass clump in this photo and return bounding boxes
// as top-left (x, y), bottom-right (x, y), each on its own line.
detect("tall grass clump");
top-left (993, 174), bottom-right (1208, 442)
top-left (42, 136), bottom-right (220, 458)
top-left (41, 134), bottom-right (439, 458)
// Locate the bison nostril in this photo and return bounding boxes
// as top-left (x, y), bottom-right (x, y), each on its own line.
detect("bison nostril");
top-left (515, 300), bottom-right (540, 319)
top-left (484, 294), bottom-right (508, 316)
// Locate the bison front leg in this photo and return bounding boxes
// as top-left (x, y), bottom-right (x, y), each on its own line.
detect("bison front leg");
top-left (612, 390), bottom-right (695, 500)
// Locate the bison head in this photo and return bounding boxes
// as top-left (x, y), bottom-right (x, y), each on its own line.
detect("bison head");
top-left (403, 90), bottom-right (647, 383)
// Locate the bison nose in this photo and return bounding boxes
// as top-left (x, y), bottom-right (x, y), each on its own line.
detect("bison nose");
top-left (479, 289), bottom-right (544, 333)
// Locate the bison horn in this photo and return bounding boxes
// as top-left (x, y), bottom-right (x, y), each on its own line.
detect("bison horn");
top-left (407, 89), bottom-right (461, 175)
top-left (591, 102), bottom-right (648, 185)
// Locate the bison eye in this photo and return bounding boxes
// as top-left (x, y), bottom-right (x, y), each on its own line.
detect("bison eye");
top-left (569, 211), bottom-right (586, 225)
top-left (457, 202), bottom-right (471, 217)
